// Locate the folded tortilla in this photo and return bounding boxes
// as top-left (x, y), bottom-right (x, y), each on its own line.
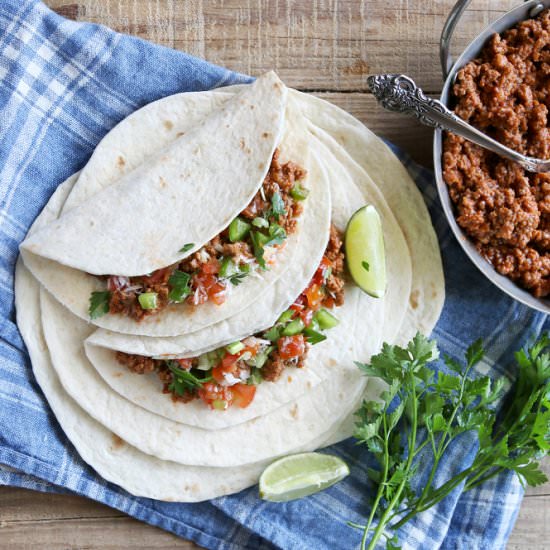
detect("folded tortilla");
top-left (21, 72), bottom-right (287, 276)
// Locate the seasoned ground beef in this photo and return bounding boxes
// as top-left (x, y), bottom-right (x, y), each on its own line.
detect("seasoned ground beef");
top-left (116, 351), bottom-right (159, 374)
top-left (104, 149), bottom-right (306, 320)
top-left (325, 225), bottom-right (345, 306)
top-left (443, 9), bottom-right (550, 297)
top-left (262, 349), bottom-right (308, 382)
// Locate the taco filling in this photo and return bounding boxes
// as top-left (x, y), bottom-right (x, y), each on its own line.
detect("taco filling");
top-left (115, 225), bottom-right (345, 410)
top-left (89, 149), bottom-right (308, 321)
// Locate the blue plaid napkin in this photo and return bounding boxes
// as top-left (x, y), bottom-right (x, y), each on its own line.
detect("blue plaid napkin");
top-left (0, 1), bottom-right (546, 548)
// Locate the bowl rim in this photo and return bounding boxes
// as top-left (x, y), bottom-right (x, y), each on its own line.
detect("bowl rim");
top-left (433, 0), bottom-right (550, 315)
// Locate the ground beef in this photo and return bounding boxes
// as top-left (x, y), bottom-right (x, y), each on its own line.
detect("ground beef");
top-left (262, 347), bottom-right (309, 382)
top-left (442, 9), bottom-right (550, 297)
top-left (115, 351), bottom-right (159, 374)
top-left (241, 148), bottom-right (306, 234)
top-left (325, 225), bottom-right (345, 306)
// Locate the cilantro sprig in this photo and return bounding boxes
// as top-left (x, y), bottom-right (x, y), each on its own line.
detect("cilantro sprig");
top-left (166, 361), bottom-right (211, 396)
top-left (352, 333), bottom-right (550, 550)
top-left (89, 291), bottom-right (111, 319)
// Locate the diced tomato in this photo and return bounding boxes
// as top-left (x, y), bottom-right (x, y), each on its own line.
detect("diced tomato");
top-left (207, 281), bottom-right (227, 305)
top-left (191, 272), bottom-right (227, 306)
top-left (107, 275), bottom-right (129, 292)
top-left (176, 358), bottom-right (192, 370)
top-left (211, 366), bottom-right (226, 384)
top-left (221, 352), bottom-right (240, 371)
top-left (312, 256), bottom-right (332, 285)
top-left (201, 258), bottom-right (220, 275)
top-left (278, 334), bottom-right (306, 359)
top-left (198, 382), bottom-right (233, 409)
top-left (305, 283), bottom-right (325, 309)
top-left (232, 383), bottom-right (256, 408)
top-left (290, 295), bottom-right (306, 315)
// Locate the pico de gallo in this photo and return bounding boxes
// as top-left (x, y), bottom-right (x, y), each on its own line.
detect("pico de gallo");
top-left (115, 225), bottom-right (346, 410)
top-left (88, 149), bottom-right (308, 321)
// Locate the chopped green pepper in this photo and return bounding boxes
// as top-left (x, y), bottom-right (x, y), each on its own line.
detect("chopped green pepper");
top-left (277, 309), bottom-right (294, 324)
top-left (228, 217), bottom-right (251, 242)
top-left (226, 341), bottom-right (245, 355)
top-left (290, 183), bottom-right (309, 201)
top-left (314, 308), bottom-right (340, 330)
top-left (138, 292), bottom-right (158, 310)
top-left (281, 318), bottom-right (305, 336)
top-left (252, 217), bottom-right (269, 228)
top-left (264, 325), bottom-right (282, 342)
top-left (247, 367), bottom-right (264, 385)
top-left (248, 345), bottom-right (274, 368)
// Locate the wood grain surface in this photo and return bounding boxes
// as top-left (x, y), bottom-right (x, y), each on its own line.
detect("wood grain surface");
top-left (1, 0), bottom-right (547, 548)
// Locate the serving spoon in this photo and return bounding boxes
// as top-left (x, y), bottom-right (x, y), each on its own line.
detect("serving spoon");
top-left (367, 73), bottom-right (550, 173)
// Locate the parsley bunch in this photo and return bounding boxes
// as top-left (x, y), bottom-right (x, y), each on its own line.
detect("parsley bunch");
top-left (352, 333), bottom-right (550, 550)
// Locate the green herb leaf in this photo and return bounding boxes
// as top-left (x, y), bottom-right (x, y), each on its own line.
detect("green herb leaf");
top-left (89, 291), bottom-right (111, 319)
top-left (362, 261), bottom-right (370, 272)
top-left (269, 191), bottom-right (286, 220)
top-left (166, 361), bottom-right (211, 396)
top-left (264, 223), bottom-right (287, 247)
top-left (304, 327), bottom-right (327, 345)
top-left (178, 243), bottom-right (195, 254)
top-left (168, 270), bottom-right (192, 302)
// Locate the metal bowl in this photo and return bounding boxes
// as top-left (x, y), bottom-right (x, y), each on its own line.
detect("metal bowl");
top-left (433, 0), bottom-right (550, 314)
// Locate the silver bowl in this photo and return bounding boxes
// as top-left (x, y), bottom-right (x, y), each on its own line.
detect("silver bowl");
top-left (433, 0), bottom-right (550, 314)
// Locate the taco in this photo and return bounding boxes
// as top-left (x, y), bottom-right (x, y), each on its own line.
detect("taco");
top-left (20, 73), bottom-right (332, 338)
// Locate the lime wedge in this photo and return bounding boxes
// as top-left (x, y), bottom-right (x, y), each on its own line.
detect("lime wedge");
top-left (259, 452), bottom-right (349, 502)
top-left (345, 204), bottom-right (386, 298)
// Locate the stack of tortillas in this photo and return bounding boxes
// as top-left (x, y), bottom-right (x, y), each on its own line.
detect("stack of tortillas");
top-left (16, 72), bottom-right (444, 501)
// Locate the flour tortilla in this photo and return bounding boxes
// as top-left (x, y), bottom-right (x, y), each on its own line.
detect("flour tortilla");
top-left (21, 72), bottom-right (287, 276)
top-left (15, 258), bottom-right (383, 501)
top-left (82, 139), bottom-right (415, 430)
top-left (21, 95), bottom-right (331, 338)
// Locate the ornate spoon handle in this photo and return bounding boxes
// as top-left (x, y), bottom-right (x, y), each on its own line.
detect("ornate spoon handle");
top-left (367, 74), bottom-right (550, 173)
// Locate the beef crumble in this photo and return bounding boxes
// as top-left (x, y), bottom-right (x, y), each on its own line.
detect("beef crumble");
top-left (443, 9), bottom-right (550, 297)
top-left (103, 149), bottom-right (307, 320)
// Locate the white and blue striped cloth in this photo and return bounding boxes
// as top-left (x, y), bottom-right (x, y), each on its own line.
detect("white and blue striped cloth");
top-left (0, 2), bottom-right (546, 548)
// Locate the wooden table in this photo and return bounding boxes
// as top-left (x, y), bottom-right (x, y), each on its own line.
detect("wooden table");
top-left (1, 1), bottom-right (548, 547)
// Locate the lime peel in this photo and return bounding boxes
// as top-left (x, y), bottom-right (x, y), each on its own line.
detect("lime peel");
top-left (259, 452), bottom-right (350, 502)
